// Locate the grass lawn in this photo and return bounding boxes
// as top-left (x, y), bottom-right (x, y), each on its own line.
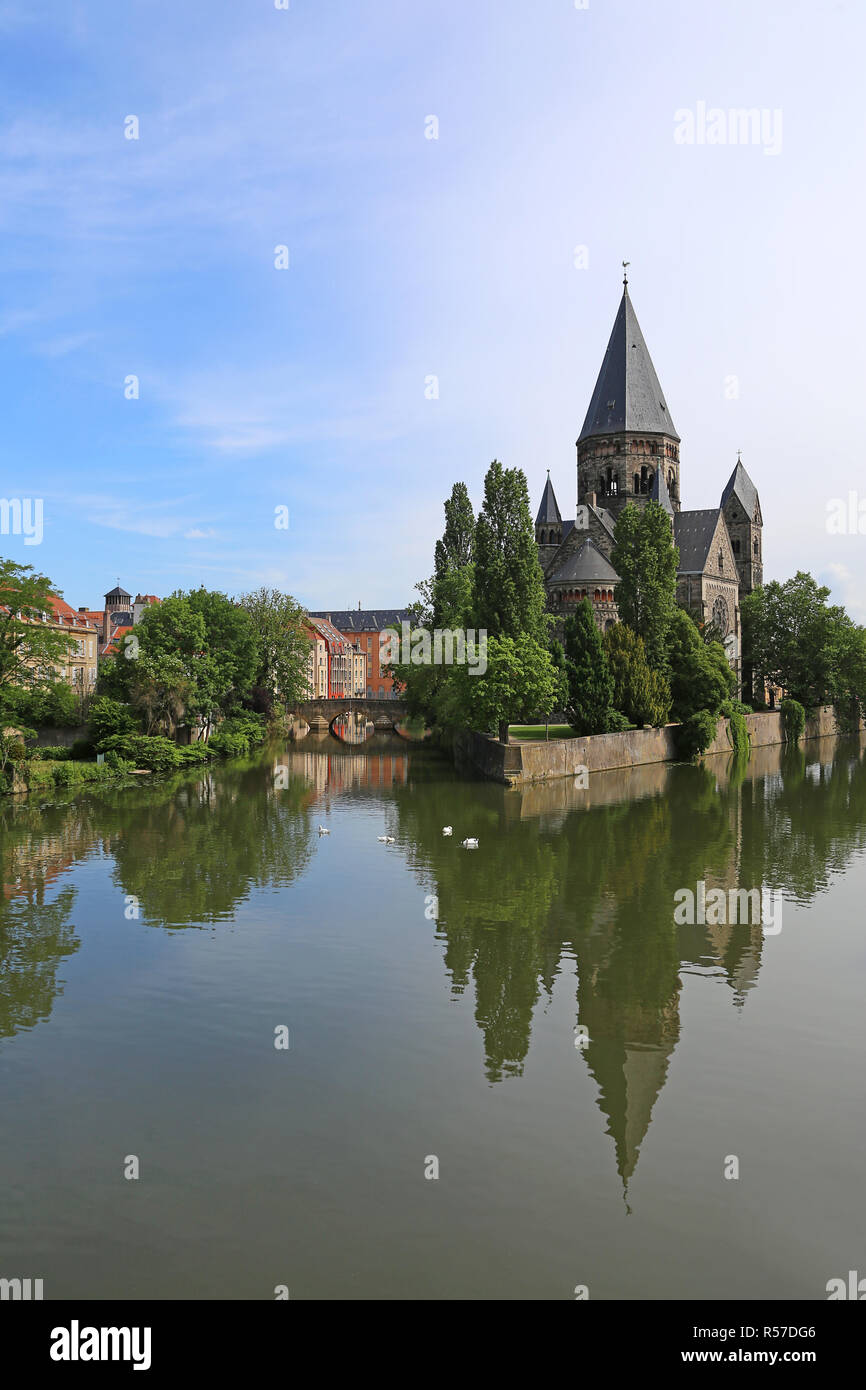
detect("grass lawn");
top-left (508, 724), bottom-right (575, 740)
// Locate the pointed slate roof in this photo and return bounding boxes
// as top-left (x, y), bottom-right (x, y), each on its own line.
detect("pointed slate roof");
top-left (674, 509), bottom-right (723, 573)
top-left (579, 287), bottom-right (679, 443)
top-left (548, 538), bottom-right (620, 587)
top-left (535, 471), bottom-right (562, 526)
top-left (720, 459), bottom-right (760, 520)
top-left (649, 466), bottom-right (674, 517)
top-left (105, 585), bottom-right (131, 600)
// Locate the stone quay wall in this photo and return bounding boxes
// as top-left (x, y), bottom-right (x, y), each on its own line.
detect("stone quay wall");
top-left (454, 706), bottom-right (863, 786)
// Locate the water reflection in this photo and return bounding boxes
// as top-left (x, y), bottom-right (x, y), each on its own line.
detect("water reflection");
top-left (331, 712), bottom-right (374, 744)
top-left (3, 732), bottom-right (866, 1192)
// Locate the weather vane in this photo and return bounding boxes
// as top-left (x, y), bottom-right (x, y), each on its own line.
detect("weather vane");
top-left (622, 260), bottom-right (630, 286)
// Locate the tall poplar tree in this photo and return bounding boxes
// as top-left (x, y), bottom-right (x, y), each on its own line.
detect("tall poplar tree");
top-left (610, 502), bottom-right (678, 671)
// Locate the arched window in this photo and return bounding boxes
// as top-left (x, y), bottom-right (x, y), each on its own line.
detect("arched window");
top-left (718, 550), bottom-right (724, 572)
top-left (733, 538), bottom-right (741, 554)
top-left (633, 473), bottom-right (640, 494)
top-left (754, 538), bottom-right (759, 555)
top-left (594, 589), bottom-right (601, 601)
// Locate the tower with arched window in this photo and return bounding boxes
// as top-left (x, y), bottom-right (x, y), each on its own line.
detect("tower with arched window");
top-left (576, 279), bottom-right (681, 521)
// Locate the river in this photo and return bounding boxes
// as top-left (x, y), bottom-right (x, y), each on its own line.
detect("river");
top-left (1, 732), bottom-right (865, 1299)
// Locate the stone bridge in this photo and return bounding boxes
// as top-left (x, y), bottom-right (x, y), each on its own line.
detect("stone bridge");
top-left (292, 698), bottom-right (409, 731)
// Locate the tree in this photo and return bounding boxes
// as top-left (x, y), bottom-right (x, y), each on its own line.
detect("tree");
top-left (604, 624), bottom-right (671, 728)
top-left (0, 558), bottom-right (74, 696)
top-left (432, 482), bottom-right (475, 627)
top-left (665, 608), bottom-right (735, 722)
top-left (741, 572), bottom-right (846, 708)
top-left (610, 502), bottom-right (678, 670)
top-left (438, 633), bottom-right (566, 737)
top-left (237, 588), bottom-right (311, 712)
top-left (103, 589), bottom-right (258, 737)
top-left (473, 460), bottom-right (550, 644)
top-left (472, 461), bottom-right (555, 741)
top-left (559, 601), bottom-right (615, 735)
top-left (831, 620), bottom-right (866, 725)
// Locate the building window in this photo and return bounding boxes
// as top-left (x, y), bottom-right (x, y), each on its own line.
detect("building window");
top-left (712, 595), bottom-right (730, 637)
top-left (718, 550), bottom-right (724, 572)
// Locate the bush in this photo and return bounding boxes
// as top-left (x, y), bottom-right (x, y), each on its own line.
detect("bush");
top-left (98, 733), bottom-right (180, 773)
top-left (780, 697), bottom-right (806, 744)
top-left (103, 749), bottom-right (134, 771)
top-left (70, 738), bottom-right (95, 760)
top-left (675, 708), bottom-right (719, 760)
top-left (176, 744), bottom-right (212, 765)
top-left (209, 730), bottom-right (248, 758)
top-left (604, 709), bottom-right (632, 733)
top-left (88, 696), bottom-right (138, 745)
top-left (719, 700), bottom-right (751, 757)
top-left (28, 745), bottom-right (72, 761)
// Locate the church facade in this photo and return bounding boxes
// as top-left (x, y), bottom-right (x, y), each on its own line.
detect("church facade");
top-left (535, 279), bottom-right (763, 679)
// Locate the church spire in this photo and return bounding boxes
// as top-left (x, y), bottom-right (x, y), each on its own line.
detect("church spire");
top-left (535, 470), bottom-right (562, 527)
top-left (578, 284), bottom-right (679, 443)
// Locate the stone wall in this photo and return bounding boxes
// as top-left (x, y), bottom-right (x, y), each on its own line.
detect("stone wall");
top-left (455, 706), bottom-right (864, 786)
top-left (24, 724), bottom-right (88, 748)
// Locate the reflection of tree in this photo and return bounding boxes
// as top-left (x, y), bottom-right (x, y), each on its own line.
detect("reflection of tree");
top-left (107, 759), bottom-right (315, 927)
top-left (395, 737), bottom-right (866, 1187)
top-left (0, 886), bottom-right (79, 1039)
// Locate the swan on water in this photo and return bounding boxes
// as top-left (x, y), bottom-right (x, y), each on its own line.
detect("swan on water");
top-left (461, 837), bottom-right (479, 849)
top-left (317, 825), bottom-right (330, 834)
top-left (442, 826), bottom-right (453, 835)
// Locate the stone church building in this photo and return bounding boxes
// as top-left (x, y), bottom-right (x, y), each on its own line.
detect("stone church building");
top-left (535, 278), bottom-right (763, 676)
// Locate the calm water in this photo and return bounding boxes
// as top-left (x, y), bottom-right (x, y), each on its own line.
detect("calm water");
top-left (1, 732), bottom-right (865, 1300)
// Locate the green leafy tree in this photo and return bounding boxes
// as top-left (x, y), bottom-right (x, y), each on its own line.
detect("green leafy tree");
top-left (473, 460), bottom-right (550, 644)
top-left (604, 624), bottom-right (671, 728)
top-left (432, 482), bottom-right (475, 628)
top-left (665, 608), bottom-right (735, 722)
top-left (237, 587), bottom-right (311, 712)
top-left (741, 572), bottom-right (849, 708)
top-left (438, 633), bottom-right (566, 736)
top-left (0, 558), bottom-right (74, 696)
top-left (559, 600), bottom-right (615, 735)
top-left (87, 696), bottom-right (138, 745)
top-left (610, 502), bottom-right (678, 670)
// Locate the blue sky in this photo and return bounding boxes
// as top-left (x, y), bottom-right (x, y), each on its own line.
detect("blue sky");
top-left (1, 0), bottom-right (865, 618)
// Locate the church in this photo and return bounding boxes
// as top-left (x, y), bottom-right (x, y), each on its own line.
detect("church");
top-left (535, 275), bottom-right (763, 676)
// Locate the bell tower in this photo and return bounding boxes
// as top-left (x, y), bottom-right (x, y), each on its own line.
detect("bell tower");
top-left (577, 269), bottom-right (681, 521)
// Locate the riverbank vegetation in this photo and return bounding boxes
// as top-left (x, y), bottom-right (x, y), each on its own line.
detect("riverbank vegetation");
top-left (389, 466), bottom-right (866, 758)
top-left (1, 556), bottom-right (308, 794)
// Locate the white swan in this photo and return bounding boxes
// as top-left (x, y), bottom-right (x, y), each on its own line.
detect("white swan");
top-left (461, 837), bottom-right (479, 849)
top-left (386, 836), bottom-right (395, 844)
top-left (317, 825), bottom-right (330, 835)
top-left (442, 826), bottom-right (453, 835)
top-left (377, 835), bottom-right (388, 842)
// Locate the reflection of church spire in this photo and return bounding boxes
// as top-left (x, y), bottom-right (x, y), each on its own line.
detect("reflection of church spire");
top-left (579, 993), bottom-right (680, 1191)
